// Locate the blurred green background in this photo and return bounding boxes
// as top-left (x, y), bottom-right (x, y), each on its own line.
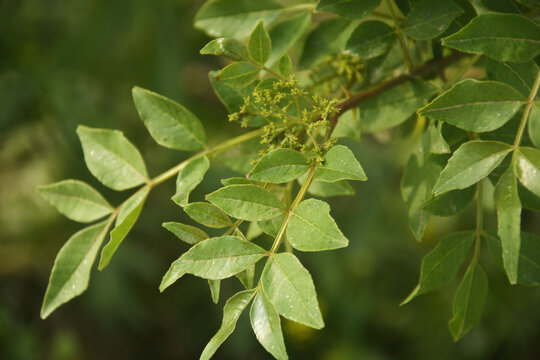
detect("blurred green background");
top-left (1, 1), bottom-right (539, 359)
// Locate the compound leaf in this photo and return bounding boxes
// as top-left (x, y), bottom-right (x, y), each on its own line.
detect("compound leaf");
top-left (346, 21), bottom-right (396, 59)
top-left (184, 202), bottom-right (233, 229)
top-left (403, 0), bottom-right (463, 40)
top-left (494, 166), bottom-right (522, 284)
top-left (99, 186), bottom-right (150, 270)
top-left (172, 156), bottom-right (210, 207)
top-left (217, 61), bottom-right (260, 88)
top-left (132, 87), bottom-right (207, 151)
top-left (261, 253), bottom-right (324, 329)
top-left (200, 289), bottom-right (256, 360)
top-left (419, 79), bottom-right (524, 132)
top-left (77, 126), bottom-right (148, 191)
top-left (41, 219), bottom-right (112, 319)
top-left (250, 290), bottom-right (288, 360)
top-left (448, 261), bottom-right (488, 341)
top-left (314, 145), bottom-right (367, 182)
top-left (37, 180), bottom-right (113, 223)
top-left (442, 13), bottom-right (540, 63)
top-left (433, 141), bottom-right (512, 195)
top-left (206, 185), bottom-right (286, 221)
top-left (163, 222), bottom-right (209, 245)
top-left (248, 148), bottom-right (309, 183)
top-left (287, 199), bottom-right (349, 251)
top-left (402, 231), bottom-right (475, 305)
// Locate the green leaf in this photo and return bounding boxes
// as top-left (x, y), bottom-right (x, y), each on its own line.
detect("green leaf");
top-left (194, 0), bottom-right (283, 38)
top-left (249, 21), bottom-right (272, 64)
top-left (132, 87), bottom-right (207, 151)
top-left (448, 261), bottom-right (488, 342)
top-left (314, 145), bottom-right (367, 182)
top-left (248, 148), bottom-right (309, 183)
top-left (333, 109), bottom-right (361, 141)
top-left (209, 70), bottom-right (256, 113)
top-left (299, 18), bottom-right (357, 69)
top-left (278, 53), bottom-right (292, 77)
top-left (217, 61), bottom-right (260, 88)
top-left (308, 180), bottom-right (355, 198)
top-left (160, 236), bottom-right (266, 290)
top-left (99, 186), bottom-right (149, 270)
top-left (37, 180), bottom-right (113, 223)
top-left (401, 231), bottom-right (475, 305)
top-left (237, 264), bottom-right (255, 289)
top-left (433, 141), bottom-right (512, 196)
top-left (262, 253), bottom-right (324, 329)
top-left (172, 156), bottom-right (210, 207)
top-left (485, 231), bottom-right (540, 286)
top-left (486, 59), bottom-right (539, 99)
top-left (41, 218), bottom-right (112, 319)
top-left (221, 177), bottom-right (252, 186)
top-left (206, 185), bottom-right (285, 221)
top-left (516, 147), bottom-right (540, 197)
top-left (209, 280), bottom-right (221, 304)
top-left (429, 122), bottom-right (451, 154)
top-left (287, 199), bottom-right (348, 251)
top-left (346, 21), bottom-right (396, 59)
top-left (403, 0), bottom-right (463, 40)
top-left (162, 222), bottom-right (209, 245)
top-left (258, 214), bottom-right (286, 238)
top-left (423, 186), bottom-right (476, 217)
top-left (200, 289), bottom-right (256, 360)
top-left (200, 38), bottom-right (249, 61)
top-left (419, 79), bottom-right (525, 132)
top-left (316, 0), bottom-right (380, 19)
top-left (515, 0), bottom-right (540, 8)
top-left (267, 11), bottom-right (311, 66)
top-left (76, 126), bottom-right (149, 191)
top-left (442, 13), bottom-right (540, 63)
top-left (401, 132), bottom-right (443, 240)
top-left (250, 290), bottom-right (288, 360)
top-left (184, 202), bottom-right (233, 229)
top-left (360, 81), bottom-right (436, 133)
top-left (494, 166), bottom-right (522, 284)
top-left (529, 103), bottom-right (540, 148)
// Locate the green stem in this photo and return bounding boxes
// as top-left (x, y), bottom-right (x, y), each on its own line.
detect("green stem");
top-left (269, 166), bottom-right (317, 254)
top-left (385, 0), bottom-right (413, 70)
top-left (473, 181), bottom-right (483, 262)
top-left (512, 68), bottom-right (540, 156)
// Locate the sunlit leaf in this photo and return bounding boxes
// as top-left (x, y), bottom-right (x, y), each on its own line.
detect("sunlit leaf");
top-left (172, 156), bottom-right (210, 207)
top-left (248, 148), bottom-right (309, 183)
top-left (250, 290), bottom-right (288, 360)
top-left (162, 222), bottom-right (209, 245)
top-left (315, 145), bottom-right (367, 182)
top-left (184, 202), bottom-right (233, 228)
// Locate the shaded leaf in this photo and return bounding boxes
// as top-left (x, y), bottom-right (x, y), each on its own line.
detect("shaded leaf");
top-left (287, 199), bottom-right (348, 251)
top-left (77, 126), bottom-right (148, 191)
top-left (41, 219), bottom-right (112, 319)
top-left (429, 121), bottom-right (451, 154)
top-left (268, 11), bottom-right (311, 65)
top-left (200, 289), bottom-right (256, 360)
top-left (529, 103), bottom-right (540, 147)
top-left (132, 87), bottom-right (207, 151)
top-left (442, 13), bottom-right (540, 62)
top-left (209, 280), bottom-right (221, 304)
top-left (308, 180), bottom-right (355, 198)
top-left (419, 79), bottom-right (525, 132)
top-left (163, 222), bottom-right (209, 245)
top-left (316, 0), bottom-right (380, 19)
top-left (37, 180), bottom-right (113, 223)
top-left (346, 21), bottom-right (396, 59)
top-left (99, 187), bottom-right (149, 270)
top-left (172, 156), bottom-right (210, 207)
top-left (209, 70), bottom-right (256, 113)
top-left (402, 231), bottom-right (475, 305)
top-left (248, 148), bottom-right (309, 183)
top-left (194, 0), bottom-right (282, 38)
top-left (485, 231), bottom-right (540, 286)
top-left (250, 290), bottom-right (288, 360)
top-left (206, 185), bottom-right (285, 221)
top-left (433, 141), bottom-right (512, 195)
top-left (184, 202), bottom-right (233, 228)
top-left (278, 53), bottom-right (292, 77)
top-left (333, 109), bottom-right (361, 141)
top-left (403, 0), bottom-right (463, 40)
top-left (448, 261), bottom-right (488, 341)
top-left (360, 81), bottom-right (436, 133)
top-left (258, 214), bottom-right (286, 238)
top-left (261, 253), bottom-right (324, 329)
top-left (423, 186), bottom-right (476, 217)
top-left (486, 59), bottom-right (539, 98)
top-left (494, 166), bottom-right (522, 284)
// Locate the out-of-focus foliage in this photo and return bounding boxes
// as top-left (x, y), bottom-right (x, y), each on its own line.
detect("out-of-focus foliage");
top-left (1, 0), bottom-right (540, 359)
